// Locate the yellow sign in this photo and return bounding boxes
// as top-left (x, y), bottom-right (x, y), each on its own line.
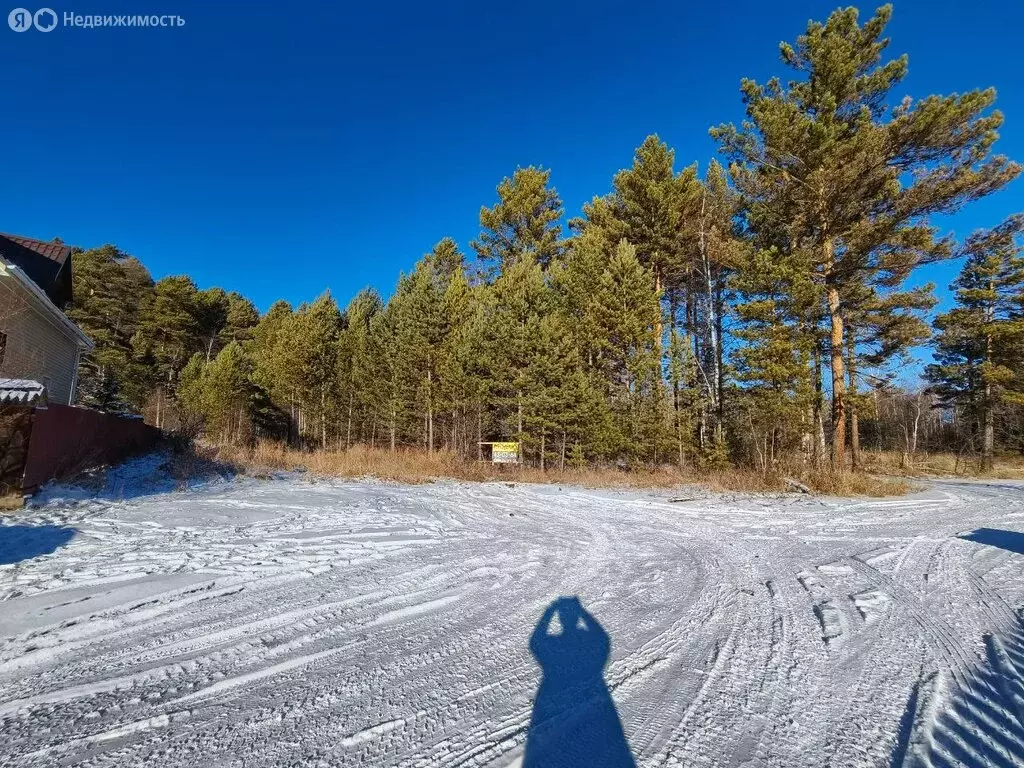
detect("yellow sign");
top-left (490, 442), bottom-right (519, 464)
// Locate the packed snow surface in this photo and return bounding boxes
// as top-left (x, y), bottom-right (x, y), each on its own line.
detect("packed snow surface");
top-left (2, 460), bottom-right (1024, 767)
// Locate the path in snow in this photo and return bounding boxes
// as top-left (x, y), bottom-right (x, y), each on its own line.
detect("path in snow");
top-left (1, 467), bottom-right (1023, 767)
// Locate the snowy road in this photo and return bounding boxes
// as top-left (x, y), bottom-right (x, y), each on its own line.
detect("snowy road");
top-left (2, 467), bottom-right (1024, 767)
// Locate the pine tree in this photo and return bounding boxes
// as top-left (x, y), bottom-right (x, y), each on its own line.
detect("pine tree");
top-left (133, 275), bottom-right (203, 427)
top-left (575, 138), bottom-right (689, 368)
top-left (428, 237), bottom-right (465, 281)
top-left (472, 167), bottom-right (564, 275)
top-left (437, 269), bottom-right (486, 456)
top-left (406, 242), bottom-right (464, 451)
top-left (369, 297), bottom-right (405, 451)
top-left (552, 232), bottom-right (620, 461)
top-left (520, 312), bottom-right (588, 469)
top-left (251, 300), bottom-right (295, 436)
top-left (926, 215), bottom-right (1024, 469)
top-left (843, 282), bottom-right (936, 467)
top-left (603, 135), bottom-right (695, 300)
top-left (177, 344), bottom-right (259, 445)
top-left (194, 287), bottom-right (230, 363)
top-left (694, 160), bottom-right (738, 447)
top-left (337, 288), bottom-right (382, 447)
top-left (484, 258), bottom-right (555, 460)
top-left (201, 342), bottom-right (255, 444)
top-left (66, 244), bottom-right (154, 411)
top-left (713, 4), bottom-right (1020, 469)
top-left (587, 241), bottom-right (665, 464)
top-left (575, 137), bottom-right (739, 455)
top-left (176, 353), bottom-right (207, 437)
top-left (556, 235), bottom-right (667, 463)
top-left (221, 293), bottom-right (260, 346)
top-left (731, 247), bottom-right (817, 471)
top-left (552, 228), bottom-right (607, 370)
top-left (280, 294), bottom-right (341, 449)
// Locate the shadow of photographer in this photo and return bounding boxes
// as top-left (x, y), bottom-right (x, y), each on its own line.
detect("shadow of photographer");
top-left (523, 596), bottom-right (636, 768)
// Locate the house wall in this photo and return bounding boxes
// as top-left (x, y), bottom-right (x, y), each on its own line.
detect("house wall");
top-left (0, 279), bottom-right (80, 405)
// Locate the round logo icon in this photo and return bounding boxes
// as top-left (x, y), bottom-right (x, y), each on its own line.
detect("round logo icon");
top-left (8, 7), bottom-right (33, 31)
top-left (34, 7), bottom-right (56, 31)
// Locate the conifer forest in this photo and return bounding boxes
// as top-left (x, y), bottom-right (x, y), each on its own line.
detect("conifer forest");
top-left (66, 6), bottom-right (1024, 474)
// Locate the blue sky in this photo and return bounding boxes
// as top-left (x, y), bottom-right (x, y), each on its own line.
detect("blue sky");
top-left (2, 0), bottom-right (1022, 315)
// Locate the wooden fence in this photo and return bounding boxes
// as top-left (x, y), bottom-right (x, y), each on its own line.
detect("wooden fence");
top-left (0, 405), bottom-right (160, 491)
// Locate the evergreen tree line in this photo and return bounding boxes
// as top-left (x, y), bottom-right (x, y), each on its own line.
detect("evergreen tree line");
top-left (67, 6), bottom-right (1024, 472)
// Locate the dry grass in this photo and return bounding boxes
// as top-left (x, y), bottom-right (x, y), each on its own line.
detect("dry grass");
top-left (801, 468), bottom-right (915, 497)
top-left (860, 450), bottom-right (1024, 480)
top-left (217, 442), bottom-right (686, 489)
top-left (697, 467), bottom-right (913, 497)
top-left (209, 442), bottom-right (915, 497)
top-left (0, 493), bottom-right (24, 512)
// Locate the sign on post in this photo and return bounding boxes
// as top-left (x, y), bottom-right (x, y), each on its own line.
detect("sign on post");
top-left (480, 441), bottom-right (520, 464)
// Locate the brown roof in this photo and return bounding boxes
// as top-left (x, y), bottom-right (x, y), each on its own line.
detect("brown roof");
top-left (0, 234), bottom-right (72, 266)
top-left (0, 233), bottom-right (74, 307)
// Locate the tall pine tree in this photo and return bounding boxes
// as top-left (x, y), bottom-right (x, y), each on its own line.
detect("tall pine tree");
top-left (713, 4), bottom-right (1020, 469)
top-left (926, 215), bottom-right (1024, 468)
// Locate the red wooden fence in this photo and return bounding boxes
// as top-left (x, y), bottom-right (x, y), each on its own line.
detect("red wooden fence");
top-left (21, 405), bottom-right (160, 490)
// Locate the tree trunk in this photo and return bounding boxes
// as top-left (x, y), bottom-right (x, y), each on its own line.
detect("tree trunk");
top-left (714, 273), bottom-right (726, 439)
top-left (698, 187), bottom-right (721, 440)
top-left (748, 413), bottom-right (764, 472)
top-left (320, 385), bottom-right (327, 451)
top-left (517, 390), bottom-right (524, 464)
top-left (346, 392), bottom-right (353, 449)
top-left (827, 275), bottom-right (846, 471)
top-left (847, 334), bottom-right (860, 471)
top-left (911, 393), bottom-right (923, 457)
top-left (689, 297), bottom-right (707, 452)
top-left (426, 365), bottom-right (434, 454)
top-left (477, 404), bottom-right (483, 461)
top-left (540, 429), bottom-right (546, 471)
top-left (654, 269), bottom-right (663, 349)
top-left (850, 405), bottom-right (860, 470)
top-left (812, 346), bottom-right (826, 468)
top-left (669, 296), bottom-right (684, 469)
top-left (390, 406), bottom-right (396, 453)
top-left (982, 320), bottom-right (995, 470)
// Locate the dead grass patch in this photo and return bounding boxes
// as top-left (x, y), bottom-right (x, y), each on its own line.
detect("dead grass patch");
top-left (860, 450), bottom-right (1024, 480)
top-left (210, 442), bottom-right (915, 497)
top-left (0, 493), bottom-right (24, 512)
top-left (802, 468), bottom-right (915, 497)
top-left (217, 443), bottom-right (685, 489)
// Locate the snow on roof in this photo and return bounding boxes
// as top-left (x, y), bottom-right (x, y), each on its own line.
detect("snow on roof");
top-left (0, 378), bottom-right (47, 405)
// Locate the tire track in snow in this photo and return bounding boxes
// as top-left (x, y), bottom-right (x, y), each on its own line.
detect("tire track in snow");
top-left (3, 475), bottom-right (1024, 766)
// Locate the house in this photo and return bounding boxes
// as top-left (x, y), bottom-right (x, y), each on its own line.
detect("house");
top-left (0, 233), bottom-right (94, 406)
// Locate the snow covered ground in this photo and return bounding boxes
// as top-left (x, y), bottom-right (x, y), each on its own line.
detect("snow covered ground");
top-left (2, 457), bottom-right (1023, 767)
